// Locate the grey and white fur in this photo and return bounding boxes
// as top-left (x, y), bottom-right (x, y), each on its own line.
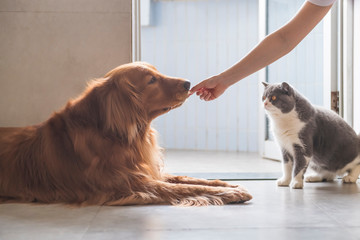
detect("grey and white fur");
top-left (262, 82), bottom-right (360, 189)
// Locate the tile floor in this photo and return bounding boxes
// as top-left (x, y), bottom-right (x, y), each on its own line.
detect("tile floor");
top-left (1, 150), bottom-right (360, 240)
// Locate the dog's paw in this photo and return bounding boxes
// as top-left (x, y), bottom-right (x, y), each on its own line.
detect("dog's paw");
top-left (290, 180), bottom-right (303, 189)
top-left (277, 177), bottom-right (291, 187)
top-left (342, 175), bottom-right (358, 183)
top-left (219, 187), bottom-right (252, 204)
top-left (229, 188), bottom-right (253, 203)
top-left (172, 187), bottom-right (252, 207)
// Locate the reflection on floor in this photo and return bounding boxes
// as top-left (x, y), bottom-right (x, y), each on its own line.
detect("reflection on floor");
top-left (164, 149), bottom-right (281, 180)
top-left (1, 151), bottom-right (360, 240)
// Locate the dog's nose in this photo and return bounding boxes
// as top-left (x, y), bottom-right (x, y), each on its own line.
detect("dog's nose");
top-left (183, 81), bottom-right (191, 91)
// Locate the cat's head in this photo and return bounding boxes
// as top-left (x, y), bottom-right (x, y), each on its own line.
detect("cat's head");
top-left (262, 82), bottom-right (296, 115)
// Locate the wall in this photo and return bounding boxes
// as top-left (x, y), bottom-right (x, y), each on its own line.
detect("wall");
top-left (0, 0), bottom-right (132, 126)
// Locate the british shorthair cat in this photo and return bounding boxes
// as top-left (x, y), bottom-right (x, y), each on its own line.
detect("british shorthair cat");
top-left (262, 82), bottom-right (360, 189)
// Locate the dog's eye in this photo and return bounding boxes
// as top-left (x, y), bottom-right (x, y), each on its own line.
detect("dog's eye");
top-left (149, 77), bottom-right (157, 84)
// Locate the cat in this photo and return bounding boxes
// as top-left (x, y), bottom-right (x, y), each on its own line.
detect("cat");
top-left (262, 82), bottom-right (360, 189)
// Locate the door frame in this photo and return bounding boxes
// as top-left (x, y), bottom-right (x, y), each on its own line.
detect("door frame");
top-left (132, 0), bottom-right (141, 62)
top-left (354, 0), bottom-right (360, 133)
top-left (342, 0), bottom-right (354, 126)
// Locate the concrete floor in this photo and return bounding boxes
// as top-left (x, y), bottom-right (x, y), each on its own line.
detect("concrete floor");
top-left (1, 151), bottom-right (360, 240)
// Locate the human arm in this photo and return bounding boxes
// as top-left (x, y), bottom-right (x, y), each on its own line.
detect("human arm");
top-left (190, 1), bottom-right (334, 101)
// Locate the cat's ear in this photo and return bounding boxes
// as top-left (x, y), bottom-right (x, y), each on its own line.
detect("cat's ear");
top-left (281, 82), bottom-right (291, 94)
top-left (262, 82), bottom-right (269, 87)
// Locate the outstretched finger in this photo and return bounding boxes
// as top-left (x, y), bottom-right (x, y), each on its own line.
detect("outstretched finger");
top-left (190, 82), bottom-right (206, 94)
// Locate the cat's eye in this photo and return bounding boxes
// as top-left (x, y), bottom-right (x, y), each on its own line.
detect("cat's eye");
top-left (262, 96), bottom-right (266, 101)
top-left (271, 96), bottom-right (277, 101)
top-left (149, 76), bottom-right (157, 84)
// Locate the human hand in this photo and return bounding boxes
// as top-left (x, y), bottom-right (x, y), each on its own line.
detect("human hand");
top-left (189, 75), bottom-right (229, 101)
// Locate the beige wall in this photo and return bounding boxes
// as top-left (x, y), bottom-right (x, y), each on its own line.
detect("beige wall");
top-left (0, 0), bottom-right (132, 126)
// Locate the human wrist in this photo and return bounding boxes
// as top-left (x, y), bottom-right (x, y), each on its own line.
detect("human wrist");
top-left (218, 72), bottom-right (237, 88)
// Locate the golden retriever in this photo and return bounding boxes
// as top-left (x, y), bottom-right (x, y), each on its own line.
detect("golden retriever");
top-left (0, 62), bottom-right (252, 206)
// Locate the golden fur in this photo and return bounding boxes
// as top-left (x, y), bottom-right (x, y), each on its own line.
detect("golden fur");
top-left (0, 62), bottom-right (252, 206)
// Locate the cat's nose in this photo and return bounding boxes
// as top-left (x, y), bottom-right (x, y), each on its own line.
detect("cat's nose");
top-left (264, 100), bottom-right (269, 107)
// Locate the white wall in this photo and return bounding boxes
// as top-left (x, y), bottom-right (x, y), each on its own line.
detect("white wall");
top-left (0, 0), bottom-right (132, 126)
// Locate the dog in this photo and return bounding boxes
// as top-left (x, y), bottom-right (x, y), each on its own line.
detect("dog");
top-left (0, 62), bottom-right (252, 206)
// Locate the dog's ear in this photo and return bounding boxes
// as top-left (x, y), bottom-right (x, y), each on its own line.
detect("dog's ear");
top-left (99, 77), bottom-right (146, 143)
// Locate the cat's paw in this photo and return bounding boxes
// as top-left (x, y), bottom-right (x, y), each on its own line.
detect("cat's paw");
top-left (342, 175), bottom-right (358, 183)
top-left (277, 178), bottom-right (291, 187)
top-left (290, 180), bottom-right (303, 189)
top-left (305, 175), bottom-right (323, 182)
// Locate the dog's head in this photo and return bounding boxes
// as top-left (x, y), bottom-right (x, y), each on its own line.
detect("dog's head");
top-left (83, 62), bottom-right (190, 142)
top-left (104, 62), bottom-right (190, 120)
